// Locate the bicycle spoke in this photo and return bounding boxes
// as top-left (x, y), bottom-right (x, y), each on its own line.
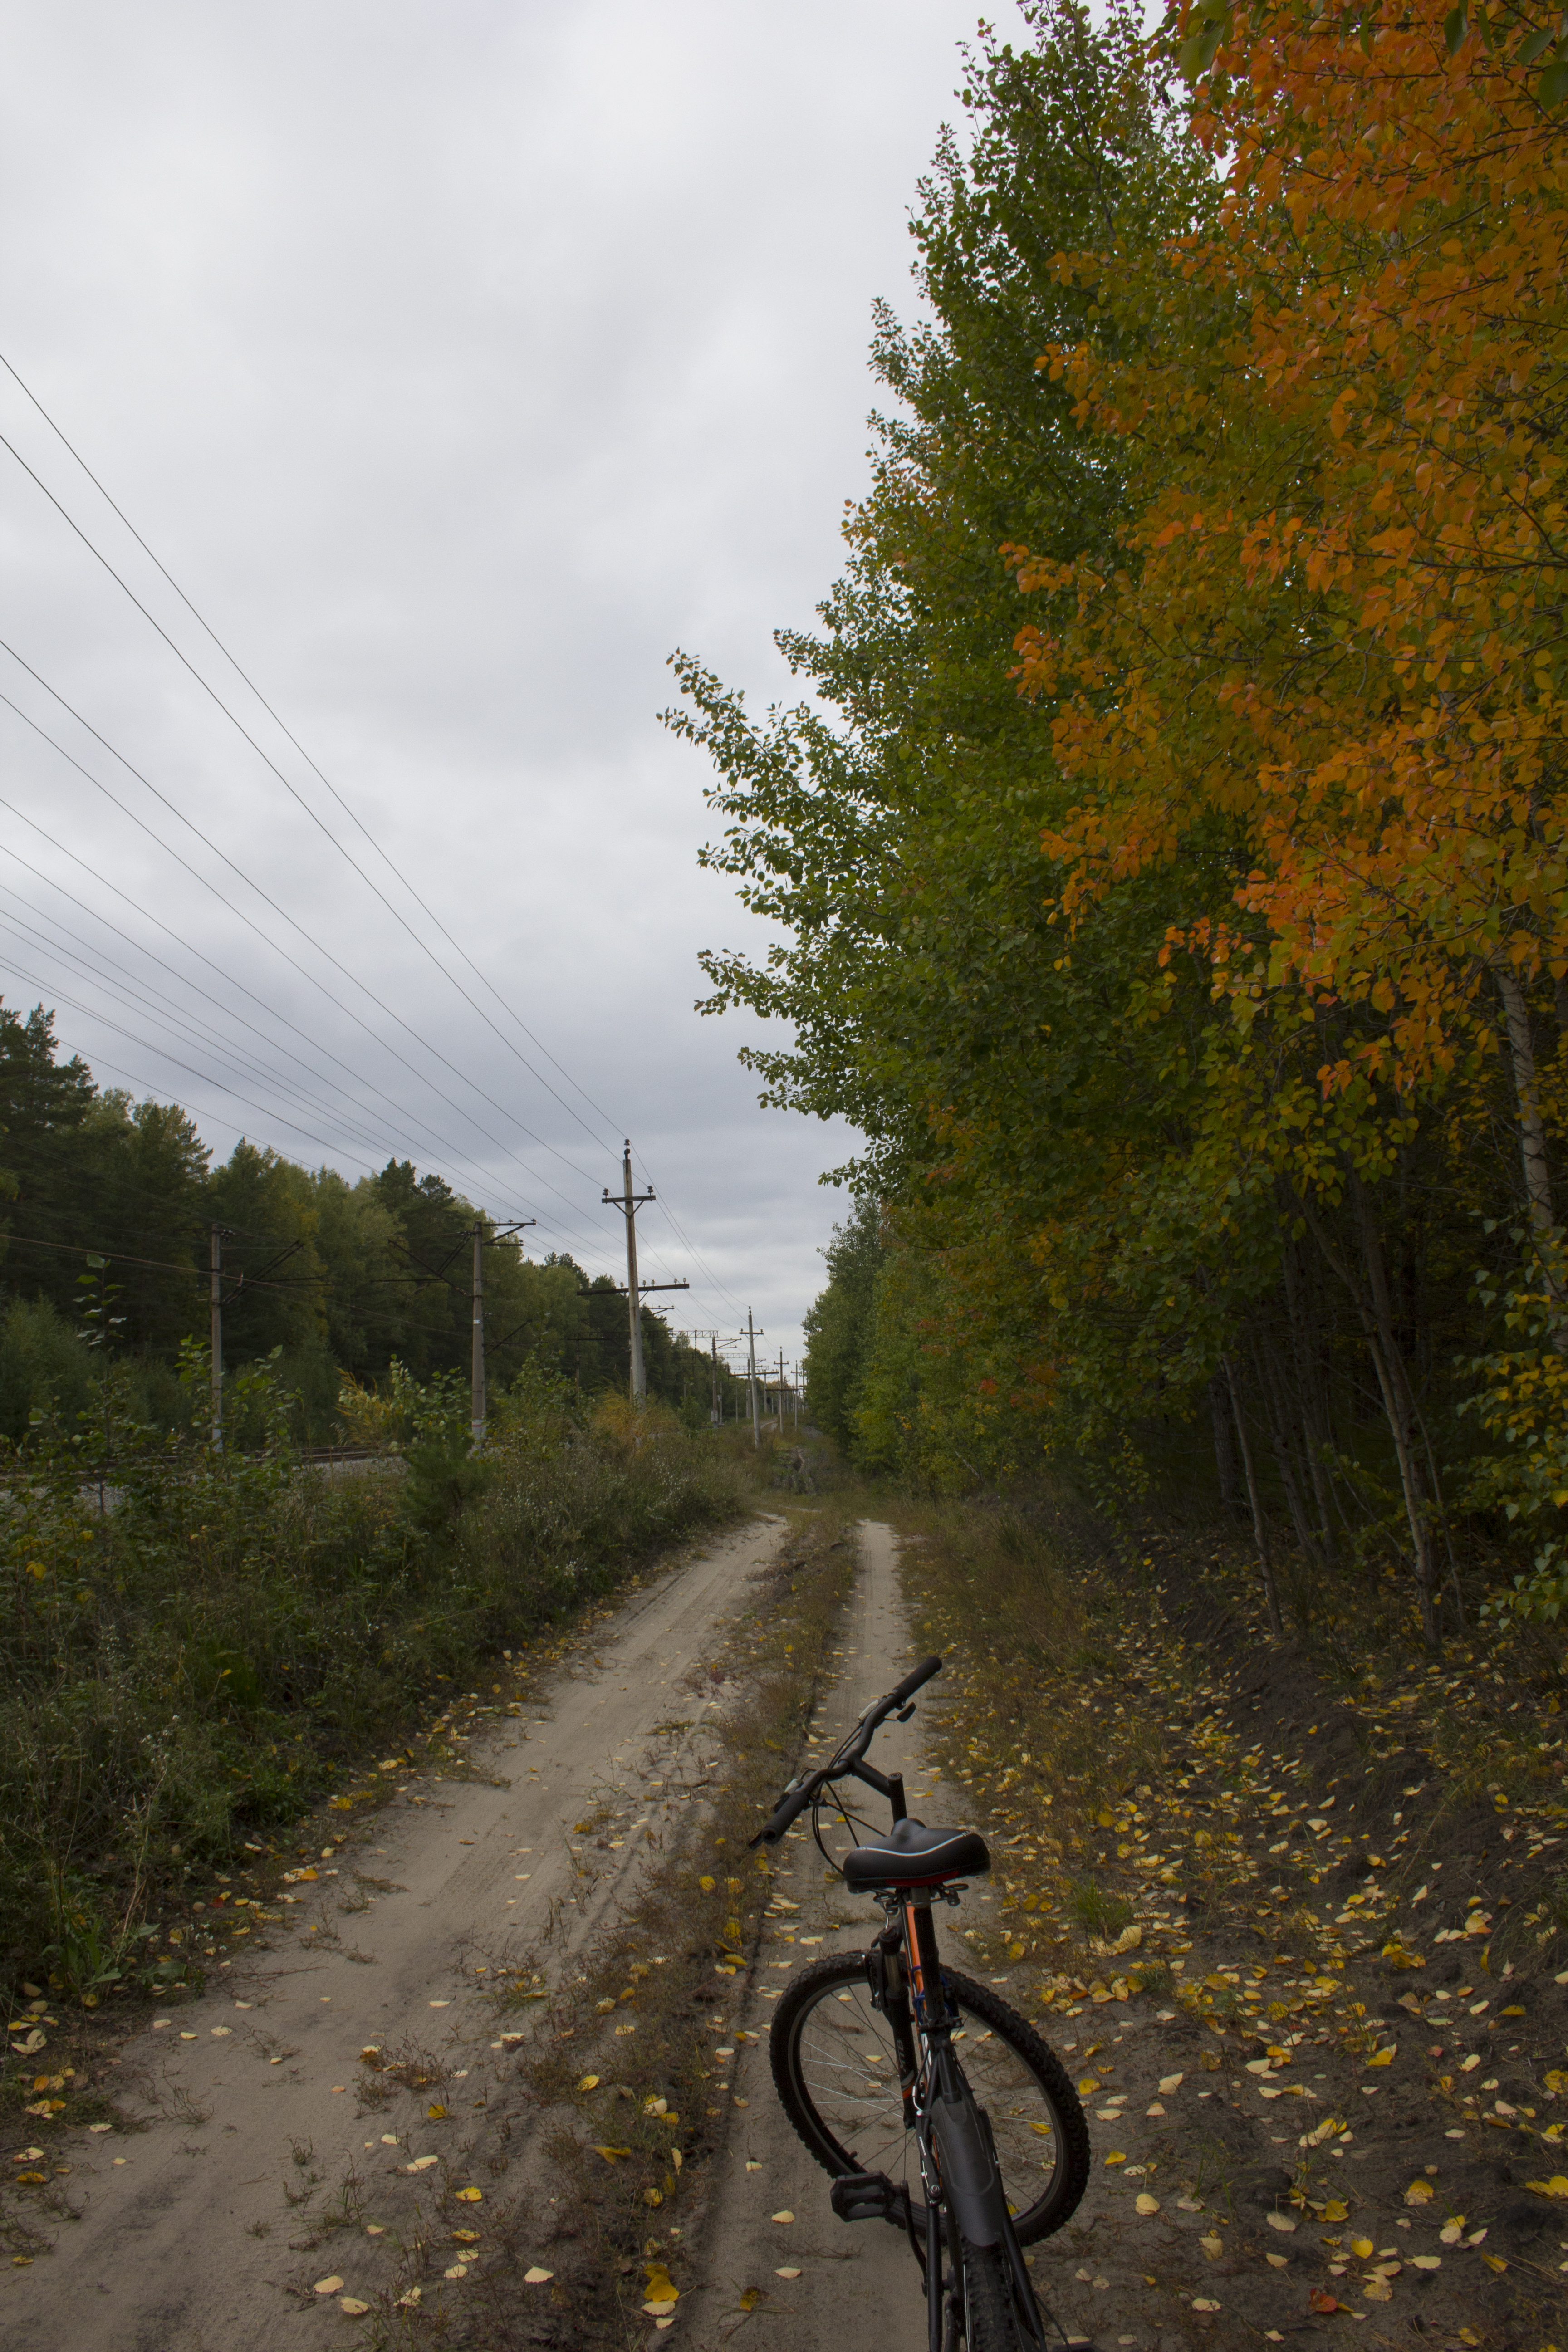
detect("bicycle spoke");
top-left (776, 1959), bottom-right (1086, 2244)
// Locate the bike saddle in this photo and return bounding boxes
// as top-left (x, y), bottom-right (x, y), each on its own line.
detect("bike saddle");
top-left (842, 1817), bottom-right (991, 1891)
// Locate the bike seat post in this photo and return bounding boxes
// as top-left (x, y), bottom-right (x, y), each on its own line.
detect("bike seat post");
top-left (887, 1770), bottom-right (907, 1823)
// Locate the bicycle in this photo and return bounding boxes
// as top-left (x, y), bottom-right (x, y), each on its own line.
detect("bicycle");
top-left (752, 1652), bottom-right (1092, 2352)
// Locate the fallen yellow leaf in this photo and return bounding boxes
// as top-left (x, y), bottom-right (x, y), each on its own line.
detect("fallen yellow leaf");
top-left (427, 2103), bottom-right (446, 2120)
top-left (771, 2210), bottom-right (795, 2224)
top-left (523, 2266), bottom-right (553, 2284)
top-left (775, 2267), bottom-right (801, 2280)
top-left (1525, 2174), bottom-right (1568, 2200)
top-left (1367, 2046), bottom-right (1395, 2068)
top-left (455, 2186), bottom-right (482, 2202)
top-left (1403, 2179), bottom-right (1435, 2205)
top-left (592, 2146), bottom-right (632, 2162)
top-left (1349, 2237), bottom-right (1374, 2259)
top-left (313, 2277), bottom-right (345, 2296)
top-left (339, 2300), bottom-right (369, 2318)
top-left (739, 2288), bottom-right (764, 2311)
top-left (576, 2074), bottom-right (600, 2092)
top-left (1135, 2193), bottom-right (1159, 2215)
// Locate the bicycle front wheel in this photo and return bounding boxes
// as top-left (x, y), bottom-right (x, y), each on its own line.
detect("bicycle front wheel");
top-left (770, 1953), bottom-right (1089, 2243)
top-left (960, 2240), bottom-right (1030, 2352)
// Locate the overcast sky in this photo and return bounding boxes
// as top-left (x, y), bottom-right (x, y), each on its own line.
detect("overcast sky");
top-left (0, 0), bottom-right (986, 1378)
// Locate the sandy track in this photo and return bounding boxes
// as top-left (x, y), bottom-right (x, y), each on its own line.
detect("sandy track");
top-left (1, 1514), bottom-right (787, 2352)
top-left (685, 1521), bottom-right (950, 2351)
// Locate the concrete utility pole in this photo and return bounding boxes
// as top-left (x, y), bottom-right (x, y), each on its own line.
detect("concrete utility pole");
top-left (210, 1223), bottom-right (224, 1450)
top-left (600, 1142), bottom-right (687, 1402)
top-left (470, 1218), bottom-right (536, 1446)
top-left (745, 1307), bottom-right (763, 1447)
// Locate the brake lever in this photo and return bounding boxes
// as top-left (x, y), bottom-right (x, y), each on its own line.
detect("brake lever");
top-left (895, 1702), bottom-right (916, 1722)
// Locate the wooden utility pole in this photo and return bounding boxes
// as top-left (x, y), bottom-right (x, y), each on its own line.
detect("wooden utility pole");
top-left (599, 1142), bottom-right (687, 1402)
top-left (470, 1218), bottom-right (536, 1446)
top-left (745, 1307), bottom-right (763, 1447)
top-left (682, 1330), bottom-right (721, 1424)
top-left (470, 1224), bottom-right (486, 1446)
top-left (210, 1223), bottom-right (223, 1450)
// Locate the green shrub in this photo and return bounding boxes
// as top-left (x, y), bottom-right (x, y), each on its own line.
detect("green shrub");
top-left (0, 1362), bottom-right (743, 1996)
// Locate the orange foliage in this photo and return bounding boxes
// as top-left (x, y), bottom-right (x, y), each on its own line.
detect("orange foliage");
top-left (1007, 1), bottom-right (1568, 1116)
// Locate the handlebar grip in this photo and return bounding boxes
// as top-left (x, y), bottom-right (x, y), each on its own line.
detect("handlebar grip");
top-left (750, 1774), bottom-right (820, 1848)
top-left (888, 1653), bottom-right (943, 1708)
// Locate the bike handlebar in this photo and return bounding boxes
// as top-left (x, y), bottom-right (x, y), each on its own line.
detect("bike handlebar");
top-left (750, 1654), bottom-right (944, 1847)
top-left (887, 1653), bottom-right (944, 1711)
top-left (753, 1774), bottom-right (821, 1846)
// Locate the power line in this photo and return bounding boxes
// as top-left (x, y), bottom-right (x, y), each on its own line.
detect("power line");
top-left (0, 899), bottom-right (418, 1168)
top-left (0, 1227), bottom-right (523, 1353)
top-left (0, 830), bottom-right (617, 1273)
top-left (0, 697), bottom-right (636, 1261)
top-left (0, 365), bottom-right (623, 1156)
top-left (0, 359), bottom-right (744, 1321)
top-left (0, 652), bottom-right (612, 1219)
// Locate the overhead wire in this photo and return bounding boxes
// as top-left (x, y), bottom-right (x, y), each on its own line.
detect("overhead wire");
top-left (0, 359), bottom-right (752, 1322)
top-left (0, 897), bottom-right (420, 1168)
top-left (0, 882), bottom-right (625, 1267)
top-left (0, 1225), bottom-right (715, 1369)
top-left (0, 827), bottom-right (617, 1271)
top-left (0, 386), bottom-right (621, 1159)
top-left (0, 696), bottom-right (635, 1265)
top-left (0, 649), bottom-right (612, 1217)
top-left (0, 348), bottom-right (626, 1156)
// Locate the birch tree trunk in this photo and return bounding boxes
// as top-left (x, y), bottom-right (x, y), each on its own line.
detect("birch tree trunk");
top-left (1494, 959), bottom-right (1556, 1247)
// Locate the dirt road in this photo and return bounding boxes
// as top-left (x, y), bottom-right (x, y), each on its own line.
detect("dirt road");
top-left (684, 1521), bottom-right (977, 2351)
top-left (1, 1515), bottom-right (788, 2352)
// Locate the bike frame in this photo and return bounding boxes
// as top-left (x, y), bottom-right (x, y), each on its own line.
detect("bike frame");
top-left (755, 1660), bottom-right (1051, 2351)
top-left (864, 1886), bottom-right (1048, 2352)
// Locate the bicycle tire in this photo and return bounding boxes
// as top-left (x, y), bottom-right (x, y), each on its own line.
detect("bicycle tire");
top-left (960, 2239), bottom-right (1029, 2352)
top-left (770, 1953), bottom-right (1090, 2243)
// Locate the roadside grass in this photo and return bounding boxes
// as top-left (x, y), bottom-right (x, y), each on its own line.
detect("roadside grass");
top-left (0, 1379), bottom-right (746, 2025)
top-left (410, 1504), bottom-right (863, 2351)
